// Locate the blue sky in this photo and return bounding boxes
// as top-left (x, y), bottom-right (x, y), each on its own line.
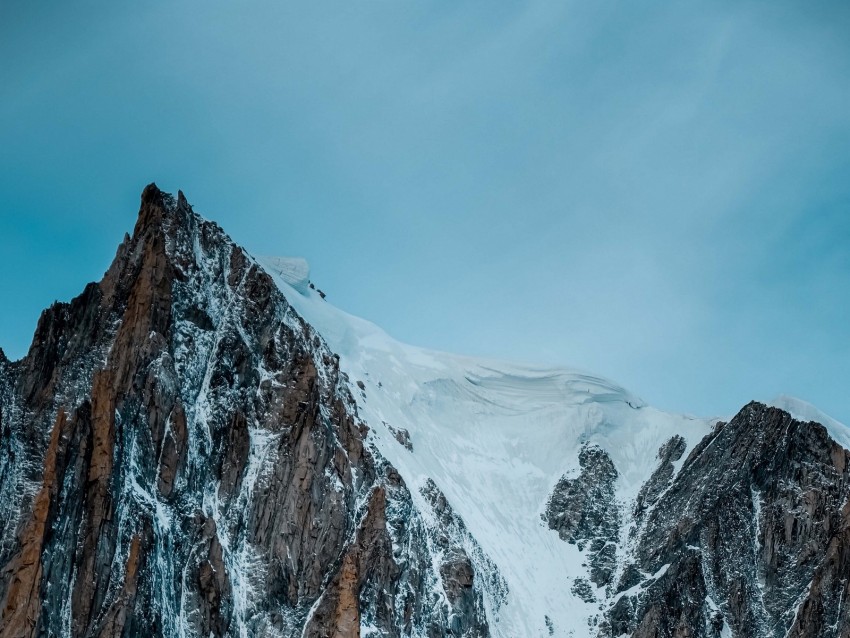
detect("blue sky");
top-left (1, 1), bottom-right (848, 423)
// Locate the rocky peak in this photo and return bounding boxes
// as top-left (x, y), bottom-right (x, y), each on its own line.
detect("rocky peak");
top-left (130, 182), bottom-right (200, 261)
top-left (604, 401), bottom-right (850, 637)
top-left (1, 185), bottom-right (848, 638)
top-left (177, 189), bottom-right (189, 209)
top-left (0, 185), bottom-right (493, 638)
top-left (134, 181), bottom-right (171, 236)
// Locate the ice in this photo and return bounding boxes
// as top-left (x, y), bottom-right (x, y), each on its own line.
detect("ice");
top-left (259, 256), bottom-right (311, 294)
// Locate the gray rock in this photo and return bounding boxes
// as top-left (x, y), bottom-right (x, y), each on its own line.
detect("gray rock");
top-left (0, 185), bottom-right (490, 638)
top-left (544, 443), bottom-right (620, 587)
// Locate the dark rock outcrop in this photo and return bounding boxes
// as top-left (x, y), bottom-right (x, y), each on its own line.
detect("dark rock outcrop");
top-left (633, 434), bottom-right (686, 524)
top-left (386, 423), bottom-right (413, 452)
top-left (0, 185), bottom-right (490, 638)
top-left (419, 479), bottom-right (507, 637)
top-left (604, 402), bottom-right (850, 638)
top-left (544, 443), bottom-right (620, 587)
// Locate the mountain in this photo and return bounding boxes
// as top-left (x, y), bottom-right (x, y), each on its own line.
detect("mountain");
top-left (0, 185), bottom-right (848, 638)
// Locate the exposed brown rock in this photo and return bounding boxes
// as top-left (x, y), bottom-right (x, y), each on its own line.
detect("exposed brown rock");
top-left (157, 401), bottom-right (187, 497)
top-left (95, 531), bottom-right (148, 638)
top-left (0, 409), bottom-right (67, 637)
top-left (332, 553), bottom-right (361, 638)
top-left (71, 370), bottom-right (117, 637)
top-left (218, 410), bottom-right (250, 500)
top-left (195, 515), bottom-right (231, 638)
top-left (305, 487), bottom-right (396, 638)
top-left (0, 185), bottom-right (493, 638)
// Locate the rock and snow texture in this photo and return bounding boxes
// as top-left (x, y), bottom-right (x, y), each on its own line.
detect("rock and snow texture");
top-left (260, 248), bottom-right (850, 638)
top-left (258, 254), bottom-right (715, 636)
top-left (1, 185), bottom-right (850, 638)
top-left (0, 187), bottom-right (489, 638)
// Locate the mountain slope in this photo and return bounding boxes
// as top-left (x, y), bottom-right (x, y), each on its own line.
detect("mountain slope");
top-left (0, 186), bottom-right (488, 638)
top-left (0, 186), bottom-right (848, 638)
top-left (260, 254), bottom-right (715, 636)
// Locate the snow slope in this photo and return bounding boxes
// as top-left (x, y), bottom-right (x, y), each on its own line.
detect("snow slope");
top-left (255, 257), bottom-right (714, 637)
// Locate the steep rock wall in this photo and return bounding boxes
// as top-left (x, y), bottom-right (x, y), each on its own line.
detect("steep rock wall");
top-left (0, 186), bottom-right (488, 638)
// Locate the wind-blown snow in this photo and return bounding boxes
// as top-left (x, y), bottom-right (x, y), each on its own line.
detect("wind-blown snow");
top-left (255, 255), bottom-right (714, 637)
top-left (260, 256), bottom-right (311, 294)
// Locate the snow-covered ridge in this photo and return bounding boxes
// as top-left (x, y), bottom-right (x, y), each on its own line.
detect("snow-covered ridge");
top-left (255, 255), bottom-right (715, 637)
top-left (252, 253), bottom-right (850, 638)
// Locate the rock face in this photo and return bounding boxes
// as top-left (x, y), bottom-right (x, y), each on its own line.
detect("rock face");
top-left (600, 403), bottom-right (850, 638)
top-left (544, 444), bottom-right (620, 588)
top-left (0, 186), bottom-right (489, 637)
top-left (538, 403), bottom-right (850, 638)
top-left (2, 185), bottom-right (850, 638)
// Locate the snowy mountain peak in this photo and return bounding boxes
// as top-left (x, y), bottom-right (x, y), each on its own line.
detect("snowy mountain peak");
top-left (3, 185), bottom-right (848, 638)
